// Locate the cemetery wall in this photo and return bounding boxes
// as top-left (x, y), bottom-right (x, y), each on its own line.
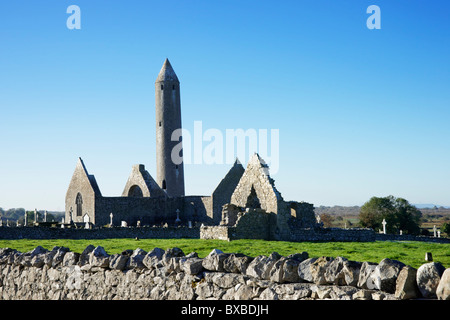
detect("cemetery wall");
top-left (375, 233), bottom-right (450, 244)
top-left (286, 227), bottom-right (376, 242)
top-left (1, 225), bottom-right (449, 243)
top-left (0, 245), bottom-right (449, 300)
top-left (0, 226), bottom-right (200, 240)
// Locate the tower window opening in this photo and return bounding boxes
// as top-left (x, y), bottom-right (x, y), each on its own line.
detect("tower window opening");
top-left (172, 85), bottom-right (175, 90)
top-left (159, 121), bottom-right (162, 127)
top-left (175, 165), bottom-right (178, 169)
top-left (161, 84), bottom-right (164, 90)
top-left (162, 180), bottom-right (166, 190)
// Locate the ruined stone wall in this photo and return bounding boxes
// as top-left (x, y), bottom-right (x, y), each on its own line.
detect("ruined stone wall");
top-left (288, 201), bottom-right (317, 227)
top-left (199, 226), bottom-right (231, 241)
top-left (287, 227), bottom-right (377, 242)
top-left (0, 226), bottom-right (200, 240)
top-left (182, 196), bottom-right (212, 224)
top-left (211, 161), bottom-right (245, 225)
top-left (2, 225), bottom-right (448, 244)
top-left (375, 233), bottom-right (450, 244)
top-left (94, 196), bottom-right (184, 226)
top-left (1, 246), bottom-right (449, 300)
top-left (232, 209), bottom-right (276, 240)
top-left (94, 196), bottom-right (212, 227)
top-left (199, 224), bottom-right (377, 242)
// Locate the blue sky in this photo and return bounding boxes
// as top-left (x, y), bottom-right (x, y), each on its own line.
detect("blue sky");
top-left (0, 1), bottom-right (449, 211)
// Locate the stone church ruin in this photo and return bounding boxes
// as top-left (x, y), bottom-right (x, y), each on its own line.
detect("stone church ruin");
top-left (1, 59), bottom-right (448, 243)
top-left (63, 59), bottom-right (321, 241)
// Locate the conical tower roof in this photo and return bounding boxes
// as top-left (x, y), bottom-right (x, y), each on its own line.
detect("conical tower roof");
top-left (155, 58), bottom-right (179, 83)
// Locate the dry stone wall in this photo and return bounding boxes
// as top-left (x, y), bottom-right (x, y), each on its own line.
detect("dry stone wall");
top-left (1, 246), bottom-right (449, 300)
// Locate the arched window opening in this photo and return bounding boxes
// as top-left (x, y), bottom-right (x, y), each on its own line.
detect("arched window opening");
top-left (162, 180), bottom-right (167, 190)
top-left (128, 185), bottom-right (143, 198)
top-left (76, 193), bottom-right (83, 217)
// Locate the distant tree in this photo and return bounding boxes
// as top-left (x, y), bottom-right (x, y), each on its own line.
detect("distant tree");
top-left (359, 196), bottom-right (394, 230)
top-left (393, 197), bottom-right (422, 235)
top-left (319, 213), bottom-right (334, 228)
top-left (442, 223), bottom-right (450, 236)
top-left (359, 195), bottom-right (422, 235)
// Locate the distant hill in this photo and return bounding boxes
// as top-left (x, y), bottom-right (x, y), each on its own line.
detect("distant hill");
top-left (315, 205), bottom-right (450, 216)
top-left (314, 206), bottom-right (360, 216)
top-left (413, 204), bottom-right (450, 209)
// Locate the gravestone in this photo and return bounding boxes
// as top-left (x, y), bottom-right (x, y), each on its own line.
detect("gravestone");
top-left (83, 214), bottom-right (90, 229)
top-left (382, 219), bottom-right (387, 234)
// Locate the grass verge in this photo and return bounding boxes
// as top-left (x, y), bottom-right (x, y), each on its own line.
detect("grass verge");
top-left (0, 239), bottom-right (449, 269)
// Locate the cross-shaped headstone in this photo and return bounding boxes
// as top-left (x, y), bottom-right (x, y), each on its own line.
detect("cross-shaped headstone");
top-left (24, 211), bottom-right (28, 226)
top-left (69, 208), bottom-right (73, 224)
top-left (34, 208), bottom-right (38, 223)
top-left (110, 212), bottom-right (114, 227)
top-left (44, 210), bottom-right (48, 223)
top-left (433, 225), bottom-right (437, 237)
top-left (382, 219), bottom-right (387, 234)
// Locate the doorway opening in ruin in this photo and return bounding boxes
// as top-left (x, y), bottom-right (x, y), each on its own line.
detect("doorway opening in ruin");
top-left (245, 185), bottom-right (261, 209)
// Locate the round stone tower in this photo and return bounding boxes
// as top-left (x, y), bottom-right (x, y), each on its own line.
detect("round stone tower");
top-left (155, 58), bottom-right (185, 197)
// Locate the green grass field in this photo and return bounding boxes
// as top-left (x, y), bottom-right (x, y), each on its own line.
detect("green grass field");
top-left (1, 238), bottom-right (449, 269)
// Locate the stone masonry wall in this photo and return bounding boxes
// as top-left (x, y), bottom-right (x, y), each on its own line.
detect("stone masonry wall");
top-left (287, 226), bottom-right (377, 242)
top-left (2, 225), bottom-right (449, 244)
top-left (1, 246), bottom-right (449, 300)
top-left (183, 196), bottom-right (213, 223)
top-left (211, 161), bottom-right (245, 225)
top-left (0, 226), bottom-right (200, 240)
